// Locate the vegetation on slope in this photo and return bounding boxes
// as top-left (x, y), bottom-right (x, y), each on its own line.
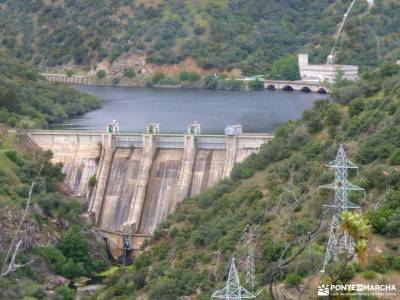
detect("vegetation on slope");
top-left (1, 0), bottom-right (399, 74)
top-left (94, 61), bottom-right (400, 299)
top-left (0, 50), bottom-right (101, 129)
top-left (0, 128), bottom-right (110, 299)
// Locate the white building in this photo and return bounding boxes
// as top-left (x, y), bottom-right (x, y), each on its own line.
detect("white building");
top-left (298, 54), bottom-right (358, 83)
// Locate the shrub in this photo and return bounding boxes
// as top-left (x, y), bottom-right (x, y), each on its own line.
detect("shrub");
top-left (191, 230), bottom-right (206, 246)
top-left (148, 277), bottom-right (179, 300)
top-left (391, 256), bottom-right (400, 271)
top-left (89, 175), bottom-right (97, 188)
top-left (367, 255), bottom-right (389, 273)
top-left (389, 150), bottom-right (400, 165)
top-left (65, 69), bottom-right (74, 77)
top-left (152, 241), bottom-right (170, 260)
top-left (269, 55), bottom-right (300, 81)
top-left (58, 227), bottom-right (90, 263)
top-left (5, 150), bottom-right (24, 166)
top-left (248, 79), bottom-right (264, 90)
top-left (179, 71), bottom-right (200, 82)
top-left (362, 270), bottom-right (376, 279)
top-left (151, 72), bottom-right (166, 84)
top-left (21, 283), bottom-right (46, 299)
top-left (285, 273), bottom-right (302, 287)
top-left (61, 259), bottom-right (87, 278)
top-left (111, 77), bottom-right (120, 85)
top-left (38, 246), bottom-right (67, 274)
top-left (55, 286), bottom-right (75, 300)
top-left (262, 239), bottom-right (285, 262)
top-left (288, 126), bottom-right (309, 149)
top-left (224, 79), bottom-right (244, 90)
top-left (326, 104), bottom-right (342, 126)
top-left (96, 70), bottom-right (107, 79)
top-left (193, 25), bottom-right (206, 35)
top-left (123, 67), bottom-right (136, 78)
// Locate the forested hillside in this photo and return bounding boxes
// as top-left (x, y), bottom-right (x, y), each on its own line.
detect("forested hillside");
top-left (93, 61), bottom-right (400, 299)
top-left (0, 128), bottom-right (110, 299)
top-left (1, 0), bottom-right (399, 74)
top-left (0, 50), bottom-right (101, 128)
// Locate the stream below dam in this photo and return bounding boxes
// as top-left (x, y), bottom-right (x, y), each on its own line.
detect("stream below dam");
top-left (53, 86), bottom-right (329, 133)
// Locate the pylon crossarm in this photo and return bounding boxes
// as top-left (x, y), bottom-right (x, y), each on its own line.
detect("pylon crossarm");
top-left (318, 180), bottom-right (364, 191)
top-left (212, 289), bottom-right (256, 298)
top-left (343, 200), bottom-right (360, 209)
top-left (345, 181), bottom-right (365, 191)
top-left (326, 160), bottom-right (358, 169)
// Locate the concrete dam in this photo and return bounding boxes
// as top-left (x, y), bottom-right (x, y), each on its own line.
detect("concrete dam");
top-left (27, 123), bottom-right (273, 257)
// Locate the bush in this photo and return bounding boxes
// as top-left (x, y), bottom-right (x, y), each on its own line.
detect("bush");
top-left (285, 273), bottom-right (302, 287)
top-left (269, 55), bottom-right (300, 81)
top-left (262, 239), bottom-right (285, 262)
top-left (89, 175), bottom-right (97, 188)
top-left (362, 270), bottom-right (376, 279)
top-left (224, 79), bottom-right (244, 90)
top-left (5, 150), bottom-right (24, 166)
top-left (391, 256), bottom-right (400, 271)
top-left (111, 77), bottom-right (120, 85)
top-left (151, 72), bottom-right (166, 84)
top-left (96, 70), bottom-right (107, 79)
top-left (369, 191), bottom-right (400, 237)
top-left (193, 25), bottom-right (206, 35)
top-left (367, 255), bottom-right (389, 273)
top-left (148, 277), bottom-right (179, 300)
top-left (152, 241), bottom-right (170, 260)
top-left (38, 246), bottom-right (67, 274)
top-left (389, 150), bottom-right (400, 165)
top-left (248, 79), bottom-right (264, 90)
top-left (191, 230), bottom-right (206, 246)
top-left (55, 286), bottom-right (75, 300)
top-left (287, 126), bottom-right (310, 149)
top-left (21, 283), bottom-right (46, 299)
top-left (65, 69), bottom-right (74, 77)
top-left (179, 71), bottom-right (200, 82)
top-left (123, 67), bottom-right (136, 78)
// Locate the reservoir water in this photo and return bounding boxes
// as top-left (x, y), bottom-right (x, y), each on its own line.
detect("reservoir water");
top-left (58, 86), bottom-right (328, 134)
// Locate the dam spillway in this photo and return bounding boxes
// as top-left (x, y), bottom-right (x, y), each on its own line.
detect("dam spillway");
top-left (26, 124), bottom-right (273, 256)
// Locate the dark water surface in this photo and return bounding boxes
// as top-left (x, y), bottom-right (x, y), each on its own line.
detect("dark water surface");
top-left (55, 86), bottom-right (328, 134)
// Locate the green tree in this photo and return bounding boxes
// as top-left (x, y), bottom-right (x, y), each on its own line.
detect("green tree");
top-left (123, 67), bottom-right (136, 78)
top-left (151, 72), bottom-right (166, 84)
top-left (248, 79), bottom-right (264, 90)
top-left (340, 211), bottom-right (370, 267)
top-left (96, 69), bottom-right (107, 79)
top-left (269, 55), bottom-right (300, 81)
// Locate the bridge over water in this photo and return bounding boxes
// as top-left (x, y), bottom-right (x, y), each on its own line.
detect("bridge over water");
top-left (263, 80), bottom-right (330, 93)
top-left (27, 123), bottom-right (273, 257)
top-left (42, 73), bottom-right (330, 93)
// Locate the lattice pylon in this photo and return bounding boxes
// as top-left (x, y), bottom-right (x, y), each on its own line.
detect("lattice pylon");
top-left (245, 228), bottom-right (255, 293)
top-left (212, 258), bottom-right (256, 300)
top-left (320, 145), bottom-right (364, 272)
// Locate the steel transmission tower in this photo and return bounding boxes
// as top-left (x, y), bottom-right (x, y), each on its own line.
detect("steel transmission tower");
top-left (320, 145), bottom-right (364, 272)
top-left (212, 258), bottom-right (256, 300)
top-left (212, 225), bottom-right (258, 299)
top-left (245, 227), bottom-right (255, 293)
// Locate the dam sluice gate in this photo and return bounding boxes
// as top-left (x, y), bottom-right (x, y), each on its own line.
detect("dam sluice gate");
top-left (27, 123), bottom-right (273, 258)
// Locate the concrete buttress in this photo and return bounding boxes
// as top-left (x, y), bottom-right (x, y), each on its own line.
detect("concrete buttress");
top-left (124, 134), bottom-right (156, 232)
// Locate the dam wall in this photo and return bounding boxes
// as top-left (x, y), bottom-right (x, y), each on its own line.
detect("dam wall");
top-left (27, 127), bottom-right (273, 256)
